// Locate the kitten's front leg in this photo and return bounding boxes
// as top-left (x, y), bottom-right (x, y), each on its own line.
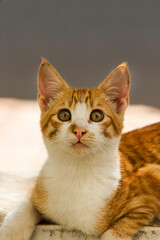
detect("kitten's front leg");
top-left (0, 198), bottom-right (40, 240)
top-left (100, 203), bottom-right (158, 240)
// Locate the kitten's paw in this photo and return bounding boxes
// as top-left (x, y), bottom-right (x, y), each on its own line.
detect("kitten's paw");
top-left (0, 225), bottom-right (33, 240)
top-left (0, 199), bottom-right (39, 240)
top-left (101, 229), bottom-right (131, 240)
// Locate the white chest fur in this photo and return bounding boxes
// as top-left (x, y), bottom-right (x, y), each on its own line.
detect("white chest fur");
top-left (41, 150), bottom-right (121, 235)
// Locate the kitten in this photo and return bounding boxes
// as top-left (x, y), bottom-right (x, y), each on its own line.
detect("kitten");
top-left (0, 58), bottom-right (160, 240)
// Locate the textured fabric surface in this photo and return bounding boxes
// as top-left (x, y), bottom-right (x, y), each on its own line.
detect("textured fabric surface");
top-left (31, 225), bottom-right (160, 240)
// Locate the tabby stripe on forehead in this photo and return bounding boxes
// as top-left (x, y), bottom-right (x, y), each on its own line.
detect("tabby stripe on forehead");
top-left (85, 95), bottom-right (89, 105)
top-left (78, 89), bottom-right (87, 103)
top-left (69, 89), bottom-right (93, 107)
top-left (69, 90), bottom-right (77, 108)
top-left (89, 90), bottom-right (94, 107)
top-left (85, 90), bottom-right (93, 107)
top-left (68, 93), bottom-right (74, 108)
top-left (73, 90), bottom-right (78, 104)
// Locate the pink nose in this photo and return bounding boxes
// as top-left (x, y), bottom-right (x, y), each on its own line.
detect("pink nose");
top-left (73, 128), bottom-right (87, 140)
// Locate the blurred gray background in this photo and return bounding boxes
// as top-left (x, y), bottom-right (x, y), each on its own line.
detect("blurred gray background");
top-left (0, 0), bottom-right (160, 108)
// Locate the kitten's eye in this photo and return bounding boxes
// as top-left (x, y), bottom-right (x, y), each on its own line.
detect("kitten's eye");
top-left (58, 109), bottom-right (71, 122)
top-left (90, 110), bottom-right (104, 122)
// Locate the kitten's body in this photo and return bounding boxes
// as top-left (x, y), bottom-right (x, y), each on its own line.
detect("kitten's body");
top-left (100, 122), bottom-right (160, 236)
top-left (32, 137), bottom-right (120, 235)
top-left (0, 59), bottom-right (159, 240)
top-left (32, 120), bottom-right (160, 238)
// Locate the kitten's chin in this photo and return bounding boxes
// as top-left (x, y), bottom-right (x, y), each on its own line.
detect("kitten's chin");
top-left (69, 141), bottom-right (91, 155)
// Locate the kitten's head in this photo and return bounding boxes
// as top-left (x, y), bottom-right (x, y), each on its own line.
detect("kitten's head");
top-left (37, 58), bottom-right (130, 157)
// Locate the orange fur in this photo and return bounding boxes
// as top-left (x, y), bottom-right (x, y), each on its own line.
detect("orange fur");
top-left (31, 173), bottom-right (48, 220)
top-left (95, 122), bottom-right (160, 238)
top-left (31, 58), bottom-right (160, 239)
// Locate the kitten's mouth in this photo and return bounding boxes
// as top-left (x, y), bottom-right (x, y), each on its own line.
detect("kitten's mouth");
top-left (72, 141), bottom-right (88, 148)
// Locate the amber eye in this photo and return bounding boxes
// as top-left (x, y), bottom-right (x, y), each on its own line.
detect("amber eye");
top-left (90, 110), bottom-right (104, 122)
top-left (58, 109), bottom-right (71, 122)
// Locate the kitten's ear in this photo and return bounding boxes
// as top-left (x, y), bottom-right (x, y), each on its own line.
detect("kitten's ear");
top-left (37, 58), bottom-right (69, 111)
top-left (98, 63), bottom-right (130, 114)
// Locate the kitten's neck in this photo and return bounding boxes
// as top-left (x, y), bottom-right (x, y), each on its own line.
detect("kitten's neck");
top-left (44, 137), bottom-right (121, 182)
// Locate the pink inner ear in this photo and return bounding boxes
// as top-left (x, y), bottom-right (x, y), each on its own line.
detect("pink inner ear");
top-left (99, 63), bottom-right (130, 114)
top-left (117, 79), bottom-right (129, 98)
top-left (38, 77), bottom-right (59, 111)
top-left (38, 77), bottom-right (53, 111)
top-left (39, 81), bottom-right (47, 97)
top-left (38, 95), bottom-right (48, 111)
top-left (117, 97), bottom-right (128, 114)
top-left (112, 80), bottom-right (129, 113)
top-left (37, 61), bottom-right (69, 111)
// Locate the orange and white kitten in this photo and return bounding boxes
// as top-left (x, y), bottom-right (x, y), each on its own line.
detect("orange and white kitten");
top-left (0, 58), bottom-right (160, 240)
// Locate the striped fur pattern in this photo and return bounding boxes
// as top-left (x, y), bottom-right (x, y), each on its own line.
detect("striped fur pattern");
top-left (1, 58), bottom-right (159, 240)
top-left (31, 59), bottom-right (160, 239)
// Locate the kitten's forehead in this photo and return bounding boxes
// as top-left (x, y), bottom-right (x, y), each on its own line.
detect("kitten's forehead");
top-left (69, 88), bottom-right (93, 108)
top-left (72, 102), bottom-right (89, 120)
top-left (68, 89), bottom-right (92, 128)
top-left (66, 88), bottom-right (105, 119)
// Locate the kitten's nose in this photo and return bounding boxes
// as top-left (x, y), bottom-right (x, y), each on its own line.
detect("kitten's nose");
top-left (73, 128), bottom-right (87, 140)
